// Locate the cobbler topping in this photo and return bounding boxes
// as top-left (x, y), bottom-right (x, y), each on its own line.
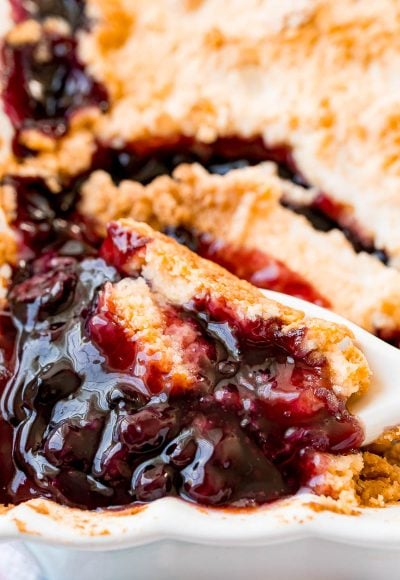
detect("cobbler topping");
top-left (91, 139), bottom-right (389, 263)
top-left (2, 29), bottom-right (108, 154)
top-left (165, 227), bottom-right (330, 307)
top-left (0, 214), bottom-right (363, 509)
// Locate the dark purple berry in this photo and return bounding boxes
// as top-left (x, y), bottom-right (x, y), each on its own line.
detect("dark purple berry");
top-left (118, 406), bottom-right (180, 453)
top-left (132, 462), bottom-right (176, 502)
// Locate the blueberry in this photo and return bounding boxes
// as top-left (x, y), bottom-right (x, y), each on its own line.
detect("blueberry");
top-left (9, 268), bottom-right (77, 321)
top-left (44, 417), bottom-right (102, 469)
top-left (132, 461), bottom-right (176, 502)
top-left (118, 405), bottom-right (180, 453)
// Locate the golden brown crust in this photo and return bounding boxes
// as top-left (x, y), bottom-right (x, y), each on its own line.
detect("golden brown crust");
top-left (79, 163), bottom-right (400, 337)
top-left (77, 0), bottom-right (400, 261)
top-left (4, 1), bottom-right (400, 261)
top-left (0, 184), bottom-right (17, 303)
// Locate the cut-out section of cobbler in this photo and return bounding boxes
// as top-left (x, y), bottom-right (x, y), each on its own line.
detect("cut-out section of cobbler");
top-left (0, 221), bottom-right (363, 509)
top-left (2, 30), bottom-right (108, 151)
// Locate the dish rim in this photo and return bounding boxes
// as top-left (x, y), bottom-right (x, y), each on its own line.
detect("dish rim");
top-left (1, 493), bottom-right (400, 551)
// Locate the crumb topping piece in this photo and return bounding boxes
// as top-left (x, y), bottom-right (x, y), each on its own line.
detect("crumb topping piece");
top-left (79, 163), bottom-right (400, 339)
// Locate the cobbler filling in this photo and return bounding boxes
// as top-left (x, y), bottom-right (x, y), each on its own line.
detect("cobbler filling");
top-left (6, 175), bottom-right (99, 261)
top-left (2, 30), bottom-right (108, 154)
top-left (90, 136), bottom-right (303, 187)
top-left (0, 179), bottom-right (363, 509)
top-left (10, 0), bottom-right (87, 30)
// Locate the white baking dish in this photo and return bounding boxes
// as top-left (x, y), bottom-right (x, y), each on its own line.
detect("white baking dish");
top-left (1, 494), bottom-right (400, 580)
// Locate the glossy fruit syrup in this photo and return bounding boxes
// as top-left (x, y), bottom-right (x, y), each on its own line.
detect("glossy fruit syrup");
top-left (2, 28), bottom-right (108, 154)
top-left (0, 180), bottom-right (363, 509)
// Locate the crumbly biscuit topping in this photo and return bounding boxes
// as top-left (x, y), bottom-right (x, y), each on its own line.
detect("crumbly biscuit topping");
top-left (75, 0), bottom-right (400, 260)
top-left (356, 428), bottom-right (400, 507)
top-left (80, 163), bottom-right (400, 337)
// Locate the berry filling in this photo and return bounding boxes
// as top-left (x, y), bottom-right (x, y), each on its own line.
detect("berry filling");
top-left (0, 253), bottom-right (363, 509)
top-left (2, 30), bottom-right (108, 152)
top-left (92, 137), bottom-right (304, 186)
top-left (376, 329), bottom-right (400, 350)
top-left (10, 0), bottom-right (87, 31)
top-left (310, 193), bottom-right (388, 261)
top-left (5, 174), bottom-right (100, 260)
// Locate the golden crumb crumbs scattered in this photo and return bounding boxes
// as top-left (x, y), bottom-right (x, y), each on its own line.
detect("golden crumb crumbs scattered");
top-left (357, 428), bottom-right (400, 506)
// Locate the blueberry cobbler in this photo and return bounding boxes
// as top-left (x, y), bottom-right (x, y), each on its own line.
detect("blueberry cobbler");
top-left (0, 0), bottom-right (400, 510)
